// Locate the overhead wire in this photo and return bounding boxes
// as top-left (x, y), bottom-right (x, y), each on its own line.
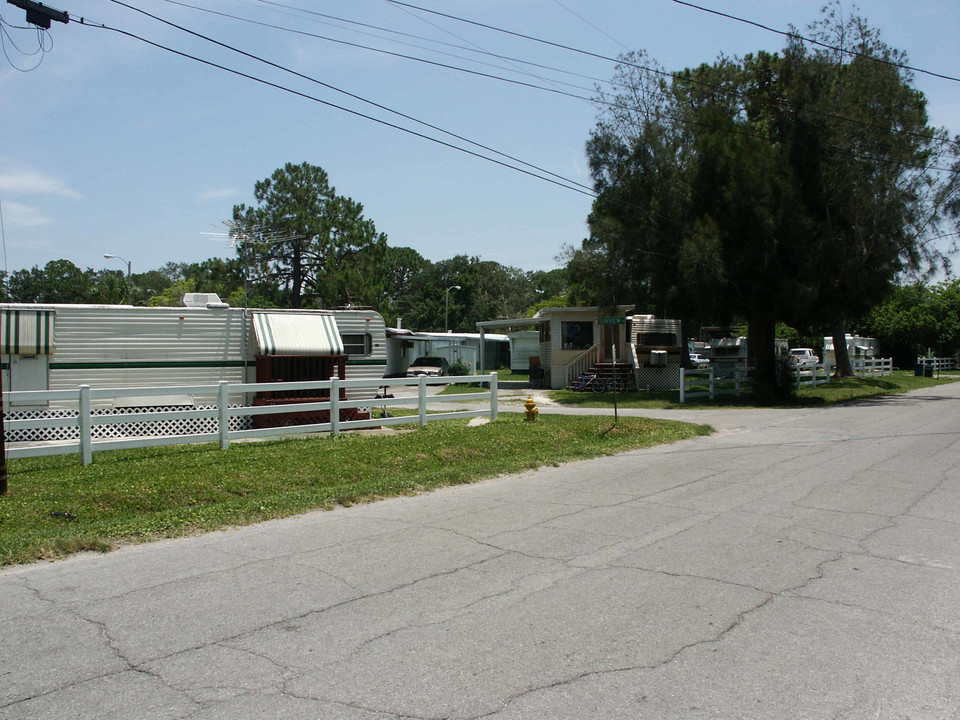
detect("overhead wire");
top-left (380, 0), bottom-right (960, 159)
top-left (78, 8), bottom-right (598, 201)
top-left (548, 0), bottom-right (630, 53)
top-left (112, 0), bottom-right (600, 197)
top-left (101, 0), bottom-right (956, 251)
top-left (380, 0), bottom-right (571, 96)
top-left (0, 12), bottom-right (51, 71)
top-left (23, 1), bottom-right (952, 259)
top-left (160, 0), bottom-right (616, 103)
top-left (159, 0), bottom-right (956, 175)
top-left (670, 0), bottom-right (960, 84)
top-left (76, 3), bottom-right (694, 255)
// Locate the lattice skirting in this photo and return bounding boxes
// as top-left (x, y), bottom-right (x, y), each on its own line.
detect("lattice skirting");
top-left (635, 364), bottom-right (681, 391)
top-left (3, 405), bottom-right (254, 443)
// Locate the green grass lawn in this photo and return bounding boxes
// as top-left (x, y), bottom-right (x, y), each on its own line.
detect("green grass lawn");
top-left (549, 370), bottom-right (959, 409)
top-left (0, 413), bottom-right (711, 566)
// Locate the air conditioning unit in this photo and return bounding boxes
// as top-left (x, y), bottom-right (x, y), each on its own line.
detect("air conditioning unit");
top-left (649, 350), bottom-right (667, 367)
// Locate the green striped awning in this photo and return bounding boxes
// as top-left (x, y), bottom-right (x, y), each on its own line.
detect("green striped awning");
top-left (252, 313), bottom-right (344, 356)
top-left (1, 309), bottom-right (55, 355)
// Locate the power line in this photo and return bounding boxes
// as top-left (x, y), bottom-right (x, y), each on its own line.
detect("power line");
top-left (380, 0), bottom-right (570, 96)
top-left (381, 0), bottom-right (959, 158)
top-left (64, 4), bottom-right (956, 253)
top-left (160, 0), bottom-right (957, 174)
top-left (77, 13), bottom-right (598, 201)
top-left (0, 12), bottom-right (51, 70)
top-left (114, 0), bottom-right (599, 196)
top-left (160, 0), bottom-right (612, 105)
top-left (548, 0), bottom-right (629, 53)
top-left (671, 0), bottom-right (960, 84)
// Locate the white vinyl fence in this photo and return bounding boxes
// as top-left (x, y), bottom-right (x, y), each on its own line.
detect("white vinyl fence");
top-left (793, 364), bottom-right (831, 388)
top-left (3, 374), bottom-right (498, 466)
top-left (679, 367), bottom-right (752, 403)
top-left (916, 356), bottom-right (955, 374)
top-left (823, 358), bottom-right (894, 378)
top-left (851, 357), bottom-right (894, 377)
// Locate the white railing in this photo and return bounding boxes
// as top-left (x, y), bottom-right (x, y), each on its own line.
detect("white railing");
top-left (852, 357), bottom-right (893, 377)
top-left (793, 363), bottom-right (832, 388)
top-left (629, 343), bottom-right (641, 391)
top-left (679, 366), bottom-right (752, 403)
top-left (3, 374), bottom-right (498, 466)
top-left (916, 356), bottom-right (954, 374)
top-left (564, 344), bottom-right (599, 388)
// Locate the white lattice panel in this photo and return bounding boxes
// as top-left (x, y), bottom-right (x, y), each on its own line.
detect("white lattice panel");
top-left (4, 405), bottom-right (252, 442)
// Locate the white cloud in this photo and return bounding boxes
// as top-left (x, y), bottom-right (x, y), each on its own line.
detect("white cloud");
top-left (1, 201), bottom-right (53, 228)
top-left (0, 166), bottom-right (81, 199)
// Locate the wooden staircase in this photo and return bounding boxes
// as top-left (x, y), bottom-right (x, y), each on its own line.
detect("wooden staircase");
top-left (590, 362), bottom-right (636, 390)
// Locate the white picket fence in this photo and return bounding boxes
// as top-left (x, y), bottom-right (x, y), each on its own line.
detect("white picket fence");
top-left (2, 374), bottom-right (498, 466)
top-left (916, 356), bottom-right (956, 374)
top-left (679, 367), bottom-right (752, 403)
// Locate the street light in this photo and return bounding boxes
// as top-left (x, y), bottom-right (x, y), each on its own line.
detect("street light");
top-left (104, 253), bottom-right (132, 305)
top-left (445, 284), bottom-right (461, 333)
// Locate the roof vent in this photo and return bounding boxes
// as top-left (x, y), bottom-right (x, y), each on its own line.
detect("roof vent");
top-left (181, 293), bottom-right (228, 309)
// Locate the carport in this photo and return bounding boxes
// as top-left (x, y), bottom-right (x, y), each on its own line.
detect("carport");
top-left (475, 316), bottom-right (545, 380)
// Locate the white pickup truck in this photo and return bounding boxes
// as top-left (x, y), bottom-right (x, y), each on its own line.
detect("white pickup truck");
top-left (789, 347), bottom-right (820, 368)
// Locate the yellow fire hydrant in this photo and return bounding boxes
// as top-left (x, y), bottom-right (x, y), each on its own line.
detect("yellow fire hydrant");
top-left (524, 395), bottom-right (539, 422)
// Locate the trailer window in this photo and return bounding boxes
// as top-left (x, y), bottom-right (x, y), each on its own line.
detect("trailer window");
top-left (561, 321), bottom-right (593, 351)
top-left (341, 333), bottom-right (371, 356)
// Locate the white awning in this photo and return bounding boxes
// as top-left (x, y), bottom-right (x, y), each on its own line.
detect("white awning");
top-left (252, 313), bottom-right (344, 356)
top-left (1, 309), bottom-right (55, 355)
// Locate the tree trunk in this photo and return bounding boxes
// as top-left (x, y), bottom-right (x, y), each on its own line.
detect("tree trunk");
top-left (747, 313), bottom-right (778, 403)
top-left (831, 320), bottom-right (853, 377)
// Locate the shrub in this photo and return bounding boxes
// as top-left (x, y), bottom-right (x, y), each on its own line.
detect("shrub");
top-left (448, 360), bottom-right (470, 377)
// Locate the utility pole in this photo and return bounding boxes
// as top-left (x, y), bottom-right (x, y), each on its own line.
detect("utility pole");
top-left (6, 0), bottom-right (69, 29)
top-left (2, 0), bottom-right (69, 494)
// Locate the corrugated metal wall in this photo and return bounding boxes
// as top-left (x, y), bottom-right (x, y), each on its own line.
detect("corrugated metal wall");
top-left (47, 306), bottom-right (249, 403)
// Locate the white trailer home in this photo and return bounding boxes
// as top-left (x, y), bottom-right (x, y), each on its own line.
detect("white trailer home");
top-left (0, 299), bottom-right (387, 412)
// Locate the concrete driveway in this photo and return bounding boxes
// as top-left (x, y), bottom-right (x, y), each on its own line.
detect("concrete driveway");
top-left (2, 383), bottom-right (959, 718)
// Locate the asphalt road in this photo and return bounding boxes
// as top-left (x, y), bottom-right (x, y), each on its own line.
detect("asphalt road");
top-left (2, 383), bottom-right (959, 719)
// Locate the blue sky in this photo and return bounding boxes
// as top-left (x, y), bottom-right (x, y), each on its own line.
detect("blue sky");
top-left (2, 0), bottom-right (958, 279)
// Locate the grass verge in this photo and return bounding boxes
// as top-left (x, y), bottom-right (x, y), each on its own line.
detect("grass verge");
top-left (0, 412), bottom-right (711, 566)
top-left (549, 371), bottom-right (959, 409)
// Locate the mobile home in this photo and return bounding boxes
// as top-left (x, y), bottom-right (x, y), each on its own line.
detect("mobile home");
top-left (0, 299), bottom-right (387, 410)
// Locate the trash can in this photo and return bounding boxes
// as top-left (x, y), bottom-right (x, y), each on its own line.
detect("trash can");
top-left (926, 365), bottom-right (934, 377)
top-left (915, 363), bottom-right (924, 377)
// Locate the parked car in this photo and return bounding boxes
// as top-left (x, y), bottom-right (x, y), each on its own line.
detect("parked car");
top-left (789, 348), bottom-right (820, 368)
top-left (688, 353), bottom-right (710, 369)
top-left (406, 356), bottom-right (449, 377)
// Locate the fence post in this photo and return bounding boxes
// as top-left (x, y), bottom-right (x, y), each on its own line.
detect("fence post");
top-left (218, 381), bottom-right (230, 450)
top-left (709, 367), bottom-right (715, 400)
top-left (418, 375), bottom-right (428, 428)
top-left (679, 368), bottom-right (686, 404)
top-left (490, 372), bottom-right (498, 421)
top-left (330, 376), bottom-right (340, 437)
top-left (79, 385), bottom-right (92, 466)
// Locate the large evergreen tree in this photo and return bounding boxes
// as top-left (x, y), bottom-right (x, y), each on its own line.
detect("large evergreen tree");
top-left (231, 162), bottom-right (388, 308)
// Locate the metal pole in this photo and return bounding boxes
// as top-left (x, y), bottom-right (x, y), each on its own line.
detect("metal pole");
top-left (0, 358), bottom-right (7, 496)
top-left (612, 343), bottom-right (618, 426)
top-left (445, 285), bottom-right (460, 333)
